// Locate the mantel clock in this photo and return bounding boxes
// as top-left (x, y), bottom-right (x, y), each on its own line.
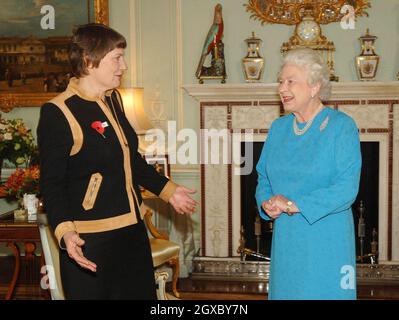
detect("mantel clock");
top-left (245, 0), bottom-right (371, 81)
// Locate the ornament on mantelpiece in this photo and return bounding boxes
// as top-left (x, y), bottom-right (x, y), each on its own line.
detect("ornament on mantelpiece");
top-left (195, 4), bottom-right (226, 84)
top-left (280, 8), bottom-right (339, 82)
top-left (242, 32), bottom-right (265, 82)
top-left (355, 29), bottom-right (380, 81)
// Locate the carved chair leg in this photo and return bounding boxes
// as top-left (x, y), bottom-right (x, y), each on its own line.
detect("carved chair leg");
top-left (168, 257), bottom-right (180, 298)
top-left (154, 271), bottom-right (169, 300)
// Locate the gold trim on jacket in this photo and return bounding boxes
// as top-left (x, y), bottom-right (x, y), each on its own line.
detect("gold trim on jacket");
top-left (49, 91), bottom-right (83, 156)
top-left (54, 221), bottom-right (77, 247)
top-left (53, 203), bottom-right (149, 245)
top-left (82, 173), bottom-right (103, 210)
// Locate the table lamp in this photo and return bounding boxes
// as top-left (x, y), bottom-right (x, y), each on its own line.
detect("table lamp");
top-left (119, 87), bottom-right (154, 153)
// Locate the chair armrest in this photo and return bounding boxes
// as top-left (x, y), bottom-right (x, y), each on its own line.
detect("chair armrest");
top-left (144, 209), bottom-right (169, 240)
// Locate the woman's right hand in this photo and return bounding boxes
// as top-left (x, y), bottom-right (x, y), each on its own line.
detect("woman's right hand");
top-left (261, 199), bottom-right (283, 219)
top-left (63, 231), bottom-right (97, 272)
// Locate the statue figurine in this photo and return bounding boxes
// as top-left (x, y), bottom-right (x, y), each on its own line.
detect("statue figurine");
top-left (195, 3), bottom-right (226, 84)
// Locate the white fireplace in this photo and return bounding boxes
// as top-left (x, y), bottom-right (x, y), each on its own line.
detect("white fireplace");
top-left (184, 82), bottom-right (399, 265)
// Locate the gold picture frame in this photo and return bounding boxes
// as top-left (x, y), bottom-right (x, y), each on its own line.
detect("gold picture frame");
top-left (0, 0), bottom-right (109, 112)
top-left (244, 0), bottom-right (370, 26)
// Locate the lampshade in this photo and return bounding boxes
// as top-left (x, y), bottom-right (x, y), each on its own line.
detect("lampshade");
top-left (119, 87), bottom-right (153, 134)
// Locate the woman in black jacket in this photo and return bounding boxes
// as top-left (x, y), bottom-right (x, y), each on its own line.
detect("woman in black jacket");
top-left (37, 23), bottom-right (196, 299)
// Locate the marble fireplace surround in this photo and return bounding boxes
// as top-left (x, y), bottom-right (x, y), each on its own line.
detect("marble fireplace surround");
top-left (183, 82), bottom-right (399, 265)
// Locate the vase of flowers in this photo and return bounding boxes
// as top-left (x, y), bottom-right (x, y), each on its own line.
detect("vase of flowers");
top-left (0, 165), bottom-right (40, 220)
top-left (0, 117), bottom-right (37, 175)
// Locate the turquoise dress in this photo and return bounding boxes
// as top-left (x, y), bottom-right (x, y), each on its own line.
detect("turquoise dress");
top-left (255, 107), bottom-right (361, 300)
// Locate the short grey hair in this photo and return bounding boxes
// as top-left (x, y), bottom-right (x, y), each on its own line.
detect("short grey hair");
top-left (281, 48), bottom-right (331, 100)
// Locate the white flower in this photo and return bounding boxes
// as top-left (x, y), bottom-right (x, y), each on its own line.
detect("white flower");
top-left (4, 133), bottom-right (12, 140)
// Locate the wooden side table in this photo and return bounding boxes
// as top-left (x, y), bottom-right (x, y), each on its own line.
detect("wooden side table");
top-left (0, 211), bottom-right (41, 300)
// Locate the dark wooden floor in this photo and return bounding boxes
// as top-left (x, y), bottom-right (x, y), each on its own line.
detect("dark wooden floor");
top-left (2, 256), bottom-right (399, 300)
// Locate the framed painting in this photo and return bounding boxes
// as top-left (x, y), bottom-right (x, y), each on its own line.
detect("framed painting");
top-left (0, 0), bottom-right (109, 111)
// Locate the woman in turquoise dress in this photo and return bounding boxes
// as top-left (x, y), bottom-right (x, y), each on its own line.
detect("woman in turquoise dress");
top-left (256, 48), bottom-right (361, 300)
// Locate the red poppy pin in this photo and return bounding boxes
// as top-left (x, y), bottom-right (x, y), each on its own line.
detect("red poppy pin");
top-left (91, 121), bottom-right (107, 138)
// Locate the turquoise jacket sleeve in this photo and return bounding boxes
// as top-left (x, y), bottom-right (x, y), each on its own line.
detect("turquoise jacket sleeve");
top-left (255, 124), bottom-right (275, 221)
top-left (293, 117), bottom-right (361, 225)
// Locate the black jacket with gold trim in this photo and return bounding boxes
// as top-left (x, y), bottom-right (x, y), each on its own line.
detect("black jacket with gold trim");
top-left (37, 78), bottom-right (177, 244)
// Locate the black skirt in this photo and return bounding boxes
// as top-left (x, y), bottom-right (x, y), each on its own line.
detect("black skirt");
top-left (60, 221), bottom-right (157, 300)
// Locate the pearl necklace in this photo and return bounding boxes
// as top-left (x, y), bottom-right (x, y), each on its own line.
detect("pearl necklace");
top-left (293, 105), bottom-right (324, 136)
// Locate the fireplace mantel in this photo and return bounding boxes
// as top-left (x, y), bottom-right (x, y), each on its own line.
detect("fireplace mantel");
top-left (183, 81), bottom-right (399, 101)
top-left (183, 82), bottom-right (399, 264)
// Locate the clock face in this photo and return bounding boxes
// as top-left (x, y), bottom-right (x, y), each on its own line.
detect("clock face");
top-left (296, 20), bottom-right (320, 42)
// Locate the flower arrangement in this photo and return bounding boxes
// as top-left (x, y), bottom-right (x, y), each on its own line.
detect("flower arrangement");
top-left (0, 117), bottom-right (36, 167)
top-left (0, 165), bottom-right (40, 202)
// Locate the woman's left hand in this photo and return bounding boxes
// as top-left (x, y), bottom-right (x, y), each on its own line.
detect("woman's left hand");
top-left (262, 199), bottom-right (283, 219)
top-left (270, 194), bottom-right (298, 215)
top-left (169, 186), bottom-right (198, 215)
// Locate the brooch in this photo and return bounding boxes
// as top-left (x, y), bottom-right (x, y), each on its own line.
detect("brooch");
top-left (320, 116), bottom-right (329, 132)
top-left (91, 121), bottom-right (108, 138)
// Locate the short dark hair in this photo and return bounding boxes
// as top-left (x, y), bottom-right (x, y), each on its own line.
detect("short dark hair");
top-left (69, 23), bottom-right (127, 78)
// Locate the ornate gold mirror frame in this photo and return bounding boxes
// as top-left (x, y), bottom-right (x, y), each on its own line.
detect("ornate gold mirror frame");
top-left (0, 0), bottom-right (109, 112)
top-left (245, 0), bottom-right (370, 25)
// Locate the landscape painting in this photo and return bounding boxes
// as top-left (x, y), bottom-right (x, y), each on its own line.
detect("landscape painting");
top-left (0, 0), bottom-right (105, 94)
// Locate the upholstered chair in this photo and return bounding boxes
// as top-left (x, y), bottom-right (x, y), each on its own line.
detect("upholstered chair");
top-left (37, 213), bottom-right (65, 300)
top-left (144, 209), bottom-right (181, 298)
